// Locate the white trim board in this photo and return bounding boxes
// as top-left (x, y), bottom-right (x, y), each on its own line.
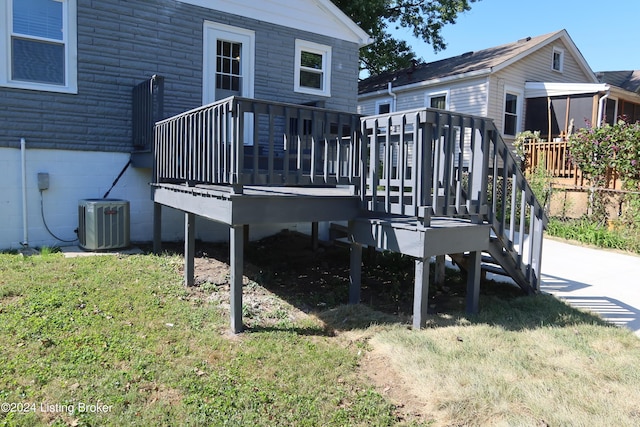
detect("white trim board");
top-left (176, 0), bottom-right (372, 46)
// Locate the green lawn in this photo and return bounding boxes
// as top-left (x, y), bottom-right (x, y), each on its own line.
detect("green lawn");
top-left (0, 253), bottom-right (398, 426)
top-left (2, 244), bottom-right (640, 426)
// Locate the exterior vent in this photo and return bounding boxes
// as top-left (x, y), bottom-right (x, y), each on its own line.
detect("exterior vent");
top-left (78, 199), bottom-right (130, 251)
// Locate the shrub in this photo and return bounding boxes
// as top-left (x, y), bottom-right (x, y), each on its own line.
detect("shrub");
top-left (568, 120), bottom-right (640, 225)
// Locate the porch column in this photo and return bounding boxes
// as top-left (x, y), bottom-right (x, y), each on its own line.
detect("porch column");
top-left (230, 224), bottom-right (245, 333)
top-left (465, 250), bottom-right (482, 314)
top-left (413, 257), bottom-right (430, 329)
top-left (184, 212), bottom-right (195, 287)
top-left (153, 203), bottom-right (162, 254)
top-left (349, 241), bottom-right (363, 304)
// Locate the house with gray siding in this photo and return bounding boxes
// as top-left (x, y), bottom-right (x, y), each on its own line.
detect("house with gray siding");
top-left (0, 0), bottom-right (370, 250)
top-left (358, 30), bottom-right (602, 145)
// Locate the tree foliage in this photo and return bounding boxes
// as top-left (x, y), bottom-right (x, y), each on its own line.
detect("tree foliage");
top-left (332, 0), bottom-right (481, 76)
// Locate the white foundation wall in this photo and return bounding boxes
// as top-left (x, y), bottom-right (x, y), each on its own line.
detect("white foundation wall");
top-left (0, 147), bottom-right (303, 251)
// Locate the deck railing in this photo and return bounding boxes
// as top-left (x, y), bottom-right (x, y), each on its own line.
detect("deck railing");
top-left (154, 99), bottom-right (547, 290)
top-left (524, 138), bottom-right (621, 189)
top-left (525, 138), bottom-right (578, 179)
top-left (155, 96), bottom-right (363, 189)
top-left (363, 109), bottom-right (548, 291)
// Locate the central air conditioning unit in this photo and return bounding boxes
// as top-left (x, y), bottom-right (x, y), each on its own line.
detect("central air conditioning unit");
top-left (78, 199), bottom-right (130, 251)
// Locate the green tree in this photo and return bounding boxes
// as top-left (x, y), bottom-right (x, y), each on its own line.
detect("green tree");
top-left (332, 0), bottom-right (481, 76)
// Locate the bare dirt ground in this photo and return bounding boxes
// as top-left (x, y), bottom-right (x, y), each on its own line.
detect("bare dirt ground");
top-left (159, 230), bottom-right (476, 424)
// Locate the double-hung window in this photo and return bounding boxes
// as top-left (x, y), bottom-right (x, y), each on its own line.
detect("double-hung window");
top-left (552, 47), bottom-right (564, 73)
top-left (503, 91), bottom-right (520, 136)
top-left (1, 0), bottom-right (77, 93)
top-left (294, 39), bottom-right (331, 97)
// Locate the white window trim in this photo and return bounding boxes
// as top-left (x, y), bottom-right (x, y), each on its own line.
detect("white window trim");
top-left (375, 97), bottom-right (393, 114)
top-left (202, 22), bottom-right (255, 104)
top-left (294, 39), bottom-right (331, 97)
top-left (426, 90), bottom-right (450, 110)
top-left (552, 47), bottom-right (564, 73)
top-left (502, 86), bottom-right (523, 137)
top-left (0, 0), bottom-right (77, 94)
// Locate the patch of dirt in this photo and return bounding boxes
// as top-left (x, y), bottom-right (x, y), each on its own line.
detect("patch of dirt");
top-left (361, 346), bottom-right (437, 425)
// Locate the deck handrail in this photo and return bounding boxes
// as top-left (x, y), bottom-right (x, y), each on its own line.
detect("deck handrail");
top-left (362, 108), bottom-right (548, 291)
top-left (524, 138), bottom-right (621, 190)
top-left (155, 96), bottom-right (363, 189)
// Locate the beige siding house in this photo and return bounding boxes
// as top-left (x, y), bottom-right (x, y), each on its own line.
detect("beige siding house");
top-left (358, 29), bottom-right (599, 145)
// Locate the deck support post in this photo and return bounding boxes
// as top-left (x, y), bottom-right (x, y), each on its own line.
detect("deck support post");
top-left (349, 241), bottom-right (362, 304)
top-left (184, 212), bottom-right (195, 287)
top-left (434, 254), bottom-right (446, 286)
top-left (311, 222), bottom-right (319, 252)
top-left (153, 203), bottom-right (162, 254)
top-left (413, 257), bottom-right (430, 329)
top-left (466, 250), bottom-right (481, 314)
top-left (230, 224), bottom-right (245, 333)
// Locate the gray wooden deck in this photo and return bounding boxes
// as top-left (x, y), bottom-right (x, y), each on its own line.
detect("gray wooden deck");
top-left (148, 96), bottom-right (548, 333)
top-left (152, 183), bottom-right (360, 225)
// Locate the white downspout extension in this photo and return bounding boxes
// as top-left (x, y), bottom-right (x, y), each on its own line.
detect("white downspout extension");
top-left (387, 82), bottom-right (397, 112)
top-left (597, 90), bottom-right (610, 128)
top-left (20, 138), bottom-right (28, 247)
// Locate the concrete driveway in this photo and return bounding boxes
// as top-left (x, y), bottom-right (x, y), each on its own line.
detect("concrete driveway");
top-left (539, 237), bottom-right (640, 337)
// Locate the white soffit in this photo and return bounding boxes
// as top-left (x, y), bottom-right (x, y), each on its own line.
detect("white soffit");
top-left (176, 0), bottom-right (372, 46)
top-left (525, 82), bottom-right (610, 98)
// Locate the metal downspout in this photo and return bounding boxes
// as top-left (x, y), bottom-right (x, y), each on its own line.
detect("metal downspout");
top-left (597, 90), bottom-right (610, 128)
top-left (20, 138), bottom-right (28, 247)
top-left (387, 82), bottom-right (397, 112)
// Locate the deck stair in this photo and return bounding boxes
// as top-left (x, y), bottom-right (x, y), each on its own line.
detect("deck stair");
top-left (148, 94), bottom-right (548, 332)
top-left (449, 238), bottom-right (536, 295)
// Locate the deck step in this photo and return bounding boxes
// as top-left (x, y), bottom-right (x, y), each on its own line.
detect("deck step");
top-left (449, 251), bottom-right (516, 280)
top-left (481, 263), bottom-right (508, 277)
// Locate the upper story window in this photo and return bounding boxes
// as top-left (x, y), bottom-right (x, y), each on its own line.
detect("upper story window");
top-left (0, 0), bottom-right (77, 93)
top-left (552, 47), bottom-right (564, 73)
top-left (294, 39), bottom-right (331, 97)
top-left (427, 91), bottom-right (449, 110)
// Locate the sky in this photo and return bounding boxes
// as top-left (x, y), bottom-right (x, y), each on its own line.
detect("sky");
top-left (395, 0), bottom-right (639, 73)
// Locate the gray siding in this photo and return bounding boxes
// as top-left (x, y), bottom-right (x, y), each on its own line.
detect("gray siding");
top-left (357, 77), bottom-right (489, 118)
top-left (0, 0), bottom-right (360, 152)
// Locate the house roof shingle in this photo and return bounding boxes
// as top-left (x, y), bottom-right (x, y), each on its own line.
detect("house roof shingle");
top-left (596, 70), bottom-right (640, 94)
top-left (359, 31), bottom-right (563, 95)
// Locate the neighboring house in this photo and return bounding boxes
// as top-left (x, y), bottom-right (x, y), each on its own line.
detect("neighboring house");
top-left (0, 0), bottom-right (370, 250)
top-left (596, 70), bottom-right (640, 124)
top-left (357, 29), bottom-right (600, 145)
